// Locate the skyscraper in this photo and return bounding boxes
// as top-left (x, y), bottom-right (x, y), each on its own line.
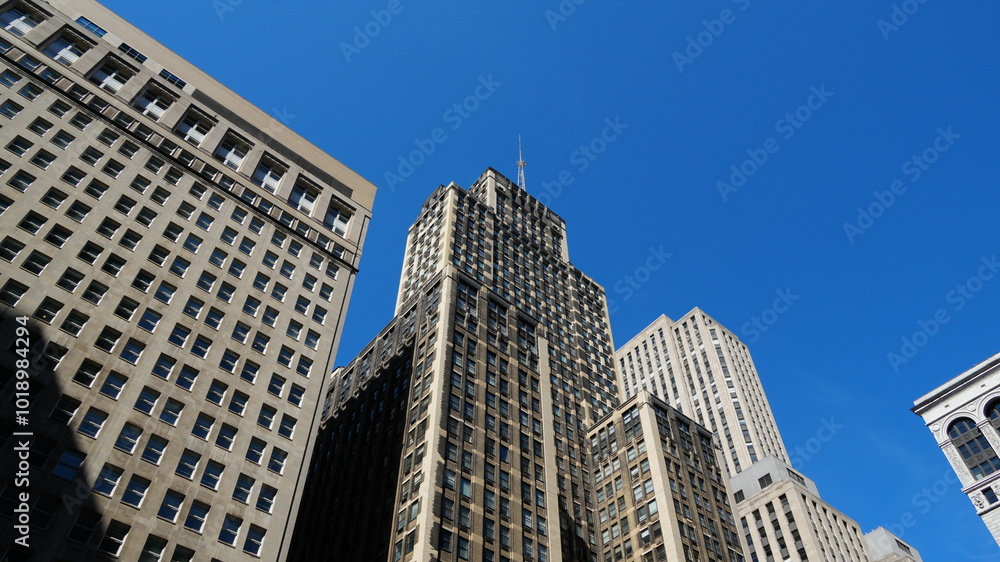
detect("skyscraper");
top-left (587, 391), bottom-right (744, 561)
top-left (615, 310), bottom-right (788, 478)
top-left (912, 351), bottom-right (1000, 547)
top-left (0, 1), bottom-right (375, 559)
top-left (291, 168), bottom-right (622, 561)
top-left (617, 312), bottom-right (920, 561)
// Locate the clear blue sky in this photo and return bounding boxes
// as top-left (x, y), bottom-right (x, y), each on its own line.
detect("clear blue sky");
top-left (103, 0), bottom-right (999, 558)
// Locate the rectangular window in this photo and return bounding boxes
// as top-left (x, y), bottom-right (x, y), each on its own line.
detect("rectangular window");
top-left (121, 475), bottom-right (150, 507)
top-left (93, 463), bottom-right (123, 495)
top-left (160, 398), bottom-right (184, 426)
top-left (78, 407), bottom-right (108, 438)
top-left (114, 422), bottom-right (142, 453)
top-left (134, 386), bottom-right (160, 415)
top-left (90, 58), bottom-right (133, 93)
top-left (100, 371), bottom-right (128, 400)
top-left (176, 449), bottom-right (200, 480)
top-left (219, 514), bottom-right (242, 545)
top-left (158, 490), bottom-right (184, 521)
top-left (142, 434), bottom-right (168, 465)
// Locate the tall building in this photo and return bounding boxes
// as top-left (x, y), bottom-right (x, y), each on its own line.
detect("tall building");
top-left (291, 168), bottom-right (623, 562)
top-left (615, 310), bottom-right (788, 478)
top-left (617, 312), bottom-right (920, 561)
top-left (587, 391), bottom-right (744, 562)
top-left (728, 456), bottom-right (872, 561)
top-left (912, 351), bottom-right (1000, 546)
top-left (862, 527), bottom-right (922, 562)
top-left (0, 1), bottom-right (375, 559)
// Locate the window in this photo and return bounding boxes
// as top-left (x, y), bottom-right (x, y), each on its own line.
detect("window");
top-left (252, 156), bottom-right (285, 192)
top-left (33, 297), bottom-right (63, 324)
top-left (17, 81), bottom-right (42, 100)
top-left (72, 358), bottom-right (102, 387)
top-left (258, 404), bottom-right (277, 429)
top-left (134, 386), bottom-right (161, 415)
top-left (142, 434), bottom-right (168, 465)
top-left (114, 423), bottom-right (142, 453)
top-left (121, 475), bottom-right (150, 507)
top-left (289, 182), bottom-right (319, 213)
top-left (8, 169), bottom-right (34, 190)
top-left (61, 308), bottom-right (90, 334)
top-left (70, 112), bottom-right (93, 130)
top-left (89, 58), bottom-right (133, 93)
top-left (252, 332), bottom-right (270, 353)
top-left (280, 261), bottom-right (295, 278)
top-left (78, 407), bottom-right (108, 438)
top-left (229, 391), bottom-right (249, 415)
top-left (196, 212), bottom-right (215, 231)
top-left (75, 15), bottom-right (106, 36)
top-left (51, 130), bottom-right (75, 150)
top-left (277, 346), bottom-right (293, 367)
top-left (7, 135), bottom-right (32, 156)
top-left (140, 535), bottom-right (168, 562)
top-left (54, 450), bottom-right (86, 480)
top-left (134, 84), bottom-right (174, 119)
top-left (191, 334), bottom-right (212, 357)
top-left (288, 384), bottom-right (305, 407)
top-left (271, 283), bottom-right (287, 301)
top-left (232, 322), bottom-right (251, 343)
top-left (256, 485), bottom-right (277, 513)
top-left (240, 361), bottom-right (260, 383)
top-left (169, 324), bottom-right (191, 347)
top-left (158, 490), bottom-right (184, 522)
top-left (44, 33), bottom-right (88, 65)
top-left (244, 525), bottom-right (266, 556)
top-left (253, 272), bottom-right (270, 291)
top-left (192, 413), bottom-right (215, 440)
top-left (83, 280), bottom-right (109, 303)
top-left (22, 250), bottom-right (52, 275)
top-left (246, 437), bottom-right (266, 464)
top-left (325, 203), bottom-right (351, 236)
top-left (44, 224), bottom-right (72, 248)
top-left (78, 241), bottom-right (103, 264)
top-left (176, 365), bottom-right (199, 390)
top-left (297, 356), bottom-right (313, 377)
top-left (0, 236), bottom-right (25, 261)
top-left (201, 460), bottom-right (225, 490)
top-left (215, 133), bottom-right (250, 169)
top-left (50, 394), bottom-right (81, 424)
top-left (100, 371), bottom-right (128, 400)
top-left (268, 448), bottom-right (288, 474)
top-left (137, 206), bottom-right (158, 226)
top-left (758, 474), bottom-right (773, 489)
top-left (232, 474), bottom-right (255, 504)
top-left (120, 338), bottom-right (146, 364)
top-left (66, 201), bottom-right (92, 222)
top-left (0, 69), bottom-right (20, 86)
top-left (118, 42), bottom-right (147, 62)
top-left (1, 5), bottom-right (41, 36)
top-left (221, 226), bottom-right (238, 244)
top-left (278, 414), bottom-right (297, 439)
top-left (160, 398), bottom-right (185, 426)
top-left (119, 229), bottom-right (143, 250)
top-left (219, 514), bottom-right (242, 545)
top-left (98, 520), bottom-right (130, 556)
top-left (160, 68), bottom-right (186, 88)
top-left (101, 253), bottom-right (128, 276)
top-left (93, 463), bottom-right (123, 495)
top-left (238, 237), bottom-right (256, 256)
top-left (176, 449), bottom-right (200, 479)
top-left (216, 424), bottom-right (237, 450)
top-left (197, 271), bottom-right (217, 292)
top-left (177, 110), bottom-right (213, 146)
top-left (243, 295), bottom-right (261, 316)
top-left (0, 279), bottom-right (28, 306)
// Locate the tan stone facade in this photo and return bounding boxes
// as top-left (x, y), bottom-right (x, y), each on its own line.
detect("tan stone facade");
top-left (588, 391), bottom-right (743, 561)
top-left (616, 310), bottom-right (788, 479)
top-left (0, 1), bottom-right (375, 559)
top-left (292, 169), bottom-right (618, 561)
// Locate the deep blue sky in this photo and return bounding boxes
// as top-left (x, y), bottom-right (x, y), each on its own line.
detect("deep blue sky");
top-left (103, 0), bottom-right (999, 558)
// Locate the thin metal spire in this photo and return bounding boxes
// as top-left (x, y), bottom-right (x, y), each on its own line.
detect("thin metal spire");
top-left (516, 135), bottom-right (526, 190)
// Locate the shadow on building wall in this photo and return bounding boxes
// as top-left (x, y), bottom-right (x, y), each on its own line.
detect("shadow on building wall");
top-left (0, 306), bottom-right (114, 561)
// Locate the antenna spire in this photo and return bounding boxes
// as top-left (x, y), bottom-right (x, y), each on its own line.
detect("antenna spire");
top-left (516, 135), bottom-right (526, 190)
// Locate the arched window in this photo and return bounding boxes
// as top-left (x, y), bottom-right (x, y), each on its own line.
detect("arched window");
top-left (985, 399), bottom-right (1000, 425)
top-left (949, 417), bottom-right (1000, 480)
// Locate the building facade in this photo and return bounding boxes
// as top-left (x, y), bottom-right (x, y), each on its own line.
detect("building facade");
top-left (862, 527), bottom-right (922, 562)
top-left (618, 312), bottom-right (920, 561)
top-left (912, 351), bottom-right (1000, 546)
top-left (728, 456), bottom-right (871, 562)
top-left (588, 391), bottom-right (744, 562)
top-left (615, 311), bottom-right (788, 478)
top-left (292, 168), bottom-right (623, 562)
top-left (0, 0), bottom-right (375, 559)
